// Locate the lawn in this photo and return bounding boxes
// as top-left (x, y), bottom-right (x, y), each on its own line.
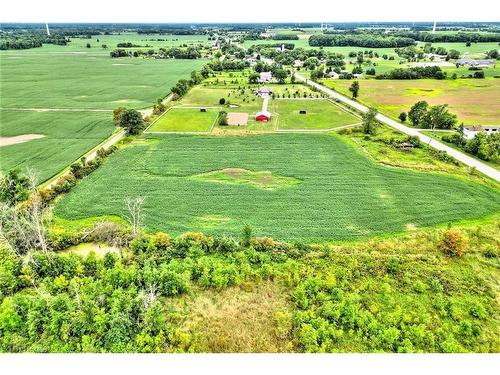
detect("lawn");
top-left (274, 99), bottom-right (360, 130)
top-left (147, 107), bottom-right (220, 132)
top-left (0, 109), bottom-right (114, 182)
top-left (322, 78), bottom-right (500, 125)
top-left (54, 134), bottom-right (500, 242)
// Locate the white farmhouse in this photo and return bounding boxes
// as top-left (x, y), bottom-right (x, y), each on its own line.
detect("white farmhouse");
top-left (463, 125), bottom-right (500, 140)
top-left (259, 71), bottom-right (273, 83)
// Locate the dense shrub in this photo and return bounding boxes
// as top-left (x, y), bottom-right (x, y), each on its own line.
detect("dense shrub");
top-left (439, 229), bottom-right (468, 257)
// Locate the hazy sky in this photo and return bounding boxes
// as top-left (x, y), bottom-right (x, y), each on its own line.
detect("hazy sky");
top-left (1, 0), bottom-right (499, 23)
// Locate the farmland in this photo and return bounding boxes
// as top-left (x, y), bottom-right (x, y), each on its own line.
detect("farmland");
top-left (0, 109), bottom-right (114, 182)
top-left (1, 23), bottom-right (500, 356)
top-left (0, 41), bottom-right (206, 181)
top-left (54, 133), bottom-right (500, 242)
top-left (322, 78), bottom-right (500, 125)
top-left (0, 51), bottom-right (205, 109)
top-left (147, 107), bottom-right (220, 132)
top-left (274, 99), bottom-right (360, 130)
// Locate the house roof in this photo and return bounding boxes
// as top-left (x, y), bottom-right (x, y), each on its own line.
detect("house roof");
top-left (457, 59), bottom-right (494, 66)
top-left (258, 86), bottom-right (272, 93)
top-left (464, 125), bottom-right (500, 131)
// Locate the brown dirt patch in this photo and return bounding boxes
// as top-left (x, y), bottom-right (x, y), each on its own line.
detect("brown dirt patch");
top-left (227, 112), bottom-right (249, 126)
top-left (0, 134), bottom-right (45, 147)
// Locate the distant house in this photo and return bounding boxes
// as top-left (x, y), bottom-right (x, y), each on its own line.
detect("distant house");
top-left (245, 57), bottom-right (257, 66)
top-left (353, 73), bottom-right (364, 79)
top-left (255, 111), bottom-right (272, 122)
top-left (256, 86), bottom-right (273, 97)
top-left (463, 125), bottom-right (500, 140)
top-left (327, 71), bottom-right (340, 79)
top-left (293, 59), bottom-right (304, 68)
top-left (259, 72), bottom-right (273, 83)
top-left (424, 53), bottom-right (447, 61)
top-left (275, 44), bottom-right (286, 53)
top-left (456, 59), bottom-right (495, 68)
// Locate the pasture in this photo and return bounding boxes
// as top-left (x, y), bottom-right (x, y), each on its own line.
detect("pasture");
top-left (274, 99), bottom-right (360, 130)
top-left (0, 109), bottom-right (114, 182)
top-left (54, 134), bottom-right (500, 242)
top-left (323, 78), bottom-right (500, 125)
top-left (147, 107), bottom-right (220, 132)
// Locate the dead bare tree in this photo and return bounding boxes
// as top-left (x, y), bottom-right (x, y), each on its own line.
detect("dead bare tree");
top-left (139, 283), bottom-right (158, 310)
top-left (0, 169), bottom-right (49, 255)
top-left (125, 196), bottom-right (145, 237)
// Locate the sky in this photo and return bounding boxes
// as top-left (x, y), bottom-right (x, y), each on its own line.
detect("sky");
top-left (1, 0), bottom-right (499, 23)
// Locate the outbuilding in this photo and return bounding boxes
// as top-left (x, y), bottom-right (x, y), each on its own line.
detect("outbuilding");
top-left (256, 86), bottom-right (273, 97)
top-left (463, 125), bottom-right (499, 140)
top-left (259, 72), bottom-right (273, 83)
top-left (255, 111), bottom-right (272, 122)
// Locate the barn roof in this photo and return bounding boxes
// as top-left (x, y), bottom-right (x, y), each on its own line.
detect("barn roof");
top-left (256, 111), bottom-right (271, 117)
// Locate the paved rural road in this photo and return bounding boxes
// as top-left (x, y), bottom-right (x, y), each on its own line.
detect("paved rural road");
top-left (294, 72), bottom-right (500, 182)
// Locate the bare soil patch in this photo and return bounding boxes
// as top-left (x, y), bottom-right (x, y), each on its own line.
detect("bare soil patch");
top-left (0, 134), bottom-right (45, 147)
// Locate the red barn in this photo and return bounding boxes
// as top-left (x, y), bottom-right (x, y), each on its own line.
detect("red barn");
top-left (255, 111), bottom-right (271, 122)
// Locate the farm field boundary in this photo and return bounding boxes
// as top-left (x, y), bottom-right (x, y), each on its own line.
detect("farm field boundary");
top-left (145, 106), bottom-right (222, 134)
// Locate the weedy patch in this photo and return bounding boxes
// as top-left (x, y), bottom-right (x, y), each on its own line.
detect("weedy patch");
top-left (192, 215), bottom-right (231, 229)
top-left (176, 282), bottom-right (294, 353)
top-left (193, 168), bottom-right (301, 190)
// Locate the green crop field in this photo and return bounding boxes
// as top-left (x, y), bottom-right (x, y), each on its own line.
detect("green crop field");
top-left (0, 50), bottom-right (206, 109)
top-left (322, 78), bottom-right (500, 125)
top-left (147, 107), bottom-right (220, 132)
top-left (0, 109), bottom-right (114, 182)
top-left (274, 99), bottom-right (360, 130)
top-left (0, 42), bottom-right (206, 182)
top-left (54, 133), bottom-right (500, 242)
top-left (2, 32), bottom-right (209, 54)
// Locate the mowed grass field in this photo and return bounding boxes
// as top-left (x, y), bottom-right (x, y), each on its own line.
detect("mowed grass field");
top-left (148, 107), bottom-right (220, 132)
top-left (274, 99), bottom-right (360, 130)
top-left (323, 78), bottom-right (500, 125)
top-left (0, 110), bottom-right (114, 182)
top-left (54, 134), bottom-right (500, 242)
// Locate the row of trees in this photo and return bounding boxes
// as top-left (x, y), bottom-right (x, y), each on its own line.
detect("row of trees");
top-left (0, 35), bottom-right (69, 50)
top-left (376, 66), bottom-right (447, 80)
top-left (309, 34), bottom-right (416, 48)
top-left (110, 46), bottom-right (202, 59)
top-left (170, 70), bottom-right (204, 98)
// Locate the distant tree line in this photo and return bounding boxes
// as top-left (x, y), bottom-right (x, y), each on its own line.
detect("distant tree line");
top-left (110, 46), bottom-right (202, 59)
top-left (309, 34), bottom-right (416, 48)
top-left (376, 66), bottom-right (447, 80)
top-left (393, 31), bottom-right (500, 43)
top-left (271, 34), bottom-right (299, 40)
top-left (0, 35), bottom-right (69, 50)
